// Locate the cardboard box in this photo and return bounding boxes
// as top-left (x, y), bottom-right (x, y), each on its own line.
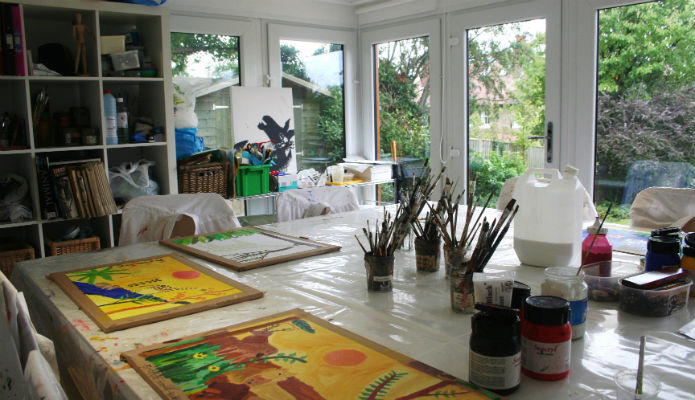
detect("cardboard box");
top-left (100, 35), bottom-right (125, 55)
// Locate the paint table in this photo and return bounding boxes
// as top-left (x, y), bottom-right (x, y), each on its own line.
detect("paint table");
top-left (12, 206), bottom-right (695, 399)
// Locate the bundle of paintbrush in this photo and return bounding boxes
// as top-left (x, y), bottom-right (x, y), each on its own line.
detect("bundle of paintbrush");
top-left (466, 198), bottom-right (519, 273)
top-left (355, 207), bottom-right (407, 257)
top-left (391, 162), bottom-right (445, 249)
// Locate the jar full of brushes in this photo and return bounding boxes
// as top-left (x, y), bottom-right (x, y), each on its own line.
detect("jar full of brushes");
top-left (444, 244), bottom-right (466, 278)
top-left (364, 253), bottom-right (394, 292)
top-left (451, 259), bottom-right (475, 313)
top-left (415, 236), bottom-right (441, 272)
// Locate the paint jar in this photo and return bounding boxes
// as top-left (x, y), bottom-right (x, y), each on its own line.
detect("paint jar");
top-left (469, 303), bottom-right (521, 395)
top-left (414, 236), bottom-right (440, 272)
top-left (541, 266), bottom-right (587, 340)
top-left (364, 254), bottom-right (394, 292)
top-left (450, 261), bottom-right (475, 313)
top-left (581, 217), bottom-right (612, 269)
top-left (645, 236), bottom-right (681, 271)
top-left (521, 296), bottom-right (571, 380)
top-left (443, 244), bottom-right (466, 278)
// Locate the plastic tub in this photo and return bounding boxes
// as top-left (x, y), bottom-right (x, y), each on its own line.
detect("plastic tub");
top-left (583, 261), bottom-right (643, 301)
top-left (619, 278), bottom-right (692, 317)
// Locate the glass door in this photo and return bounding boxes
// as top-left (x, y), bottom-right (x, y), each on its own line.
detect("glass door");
top-left (448, 0), bottom-right (561, 205)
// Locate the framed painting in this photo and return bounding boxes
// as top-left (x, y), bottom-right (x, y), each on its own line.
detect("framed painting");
top-left (47, 254), bottom-right (263, 333)
top-left (231, 86), bottom-right (296, 173)
top-left (159, 227), bottom-right (341, 271)
top-left (122, 309), bottom-right (496, 400)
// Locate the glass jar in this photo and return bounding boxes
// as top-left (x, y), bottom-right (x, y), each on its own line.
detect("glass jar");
top-left (541, 267), bottom-right (588, 340)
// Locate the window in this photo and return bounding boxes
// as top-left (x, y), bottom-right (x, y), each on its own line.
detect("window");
top-left (279, 39), bottom-right (345, 172)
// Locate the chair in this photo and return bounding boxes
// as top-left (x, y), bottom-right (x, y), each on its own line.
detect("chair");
top-left (118, 193), bottom-right (241, 246)
top-left (276, 186), bottom-right (360, 222)
top-left (629, 187), bottom-right (695, 230)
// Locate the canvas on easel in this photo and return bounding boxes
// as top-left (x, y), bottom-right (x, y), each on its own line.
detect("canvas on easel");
top-left (160, 227), bottom-right (341, 271)
top-left (122, 309), bottom-right (497, 400)
top-left (48, 254), bottom-right (263, 332)
top-left (230, 86), bottom-right (296, 173)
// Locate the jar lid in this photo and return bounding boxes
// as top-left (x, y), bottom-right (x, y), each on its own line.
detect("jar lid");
top-left (472, 304), bottom-right (520, 338)
top-left (683, 245), bottom-right (695, 257)
top-left (586, 217), bottom-right (607, 235)
top-left (647, 236), bottom-right (681, 253)
top-left (686, 233), bottom-right (695, 248)
top-left (523, 296), bottom-right (570, 325)
top-left (511, 281), bottom-right (531, 310)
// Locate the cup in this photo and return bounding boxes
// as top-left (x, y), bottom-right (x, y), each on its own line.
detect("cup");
top-left (414, 236), bottom-right (441, 272)
top-left (614, 369), bottom-right (660, 400)
top-left (450, 261), bottom-right (475, 313)
top-left (443, 244), bottom-right (466, 278)
top-left (364, 254), bottom-right (394, 292)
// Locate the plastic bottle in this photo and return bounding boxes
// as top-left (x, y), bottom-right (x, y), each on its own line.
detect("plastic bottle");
top-left (581, 217), bottom-right (612, 268)
top-left (521, 296), bottom-right (571, 380)
top-left (541, 266), bottom-right (588, 340)
top-left (513, 166), bottom-right (584, 267)
top-left (103, 90), bottom-right (118, 145)
top-left (116, 97), bottom-right (129, 144)
top-left (469, 303), bottom-right (521, 395)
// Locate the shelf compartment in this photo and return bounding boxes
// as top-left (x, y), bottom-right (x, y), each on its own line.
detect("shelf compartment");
top-left (102, 80), bottom-right (167, 143)
top-left (0, 80), bottom-right (30, 150)
top-left (0, 153), bottom-right (38, 224)
top-left (22, 7), bottom-right (99, 77)
top-left (106, 145), bottom-right (170, 204)
top-left (99, 12), bottom-right (164, 79)
top-left (0, 224), bottom-right (40, 261)
top-left (29, 80), bottom-right (102, 148)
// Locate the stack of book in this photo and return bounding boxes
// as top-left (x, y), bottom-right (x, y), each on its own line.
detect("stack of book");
top-left (1, 3), bottom-right (25, 76)
top-left (36, 156), bottom-right (118, 220)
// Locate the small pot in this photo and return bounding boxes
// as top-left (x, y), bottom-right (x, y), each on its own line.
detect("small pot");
top-left (414, 236), bottom-right (441, 272)
top-left (364, 254), bottom-right (394, 292)
top-left (450, 263), bottom-right (475, 313)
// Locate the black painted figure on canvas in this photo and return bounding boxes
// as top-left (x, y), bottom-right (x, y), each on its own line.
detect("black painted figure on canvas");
top-left (257, 115), bottom-right (295, 172)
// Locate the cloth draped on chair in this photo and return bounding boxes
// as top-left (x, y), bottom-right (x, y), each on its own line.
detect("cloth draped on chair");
top-left (629, 187), bottom-right (695, 230)
top-left (276, 187), bottom-right (360, 222)
top-left (118, 193), bottom-right (241, 246)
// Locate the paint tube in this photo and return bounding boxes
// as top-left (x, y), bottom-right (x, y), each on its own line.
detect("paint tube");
top-left (473, 271), bottom-right (515, 307)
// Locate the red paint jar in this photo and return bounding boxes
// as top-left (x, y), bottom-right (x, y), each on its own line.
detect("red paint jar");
top-left (521, 295), bottom-right (571, 380)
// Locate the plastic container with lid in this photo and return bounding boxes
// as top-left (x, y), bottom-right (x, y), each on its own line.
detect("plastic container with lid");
top-left (513, 166), bottom-right (584, 268)
top-left (619, 278), bottom-right (692, 317)
top-left (645, 236), bottom-right (681, 271)
top-left (540, 266), bottom-right (587, 340)
top-left (583, 260), bottom-right (643, 301)
top-left (469, 303), bottom-right (521, 395)
top-left (521, 296), bottom-right (571, 380)
top-left (581, 217), bottom-right (612, 267)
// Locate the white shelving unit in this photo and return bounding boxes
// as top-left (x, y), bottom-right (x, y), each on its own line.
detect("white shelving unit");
top-left (0, 0), bottom-right (175, 257)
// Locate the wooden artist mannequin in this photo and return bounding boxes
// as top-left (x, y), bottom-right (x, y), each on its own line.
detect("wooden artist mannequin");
top-left (72, 13), bottom-right (93, 76)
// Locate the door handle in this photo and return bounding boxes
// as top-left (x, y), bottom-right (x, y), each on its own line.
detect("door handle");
top-left (528, 121), bottom-right (553, 163)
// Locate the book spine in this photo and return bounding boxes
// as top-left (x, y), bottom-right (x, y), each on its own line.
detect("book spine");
top-left (1, 4), bottom-right (15, 75)
top-left (35, 155), bottom-right (57, 219)
top-left (10, 5), bottom-right (24, 76)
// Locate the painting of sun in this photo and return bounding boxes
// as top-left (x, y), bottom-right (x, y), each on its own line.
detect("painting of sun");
top-left (122, 309), bottom-right (497, 400)
top-left (48, 254), bottom-right (263, 332)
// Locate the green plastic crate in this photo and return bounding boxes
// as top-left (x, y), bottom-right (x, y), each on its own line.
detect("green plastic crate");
top-left (236, 165), bottom-right (271, 196)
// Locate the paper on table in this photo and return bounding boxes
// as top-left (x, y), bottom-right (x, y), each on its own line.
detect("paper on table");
top-left (677, 319), bottom-right (695, 340)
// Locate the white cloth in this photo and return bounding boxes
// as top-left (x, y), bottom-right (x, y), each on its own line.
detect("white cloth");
top-left (276, 186), bottom-right (359, 222)
top-left (629, 187), bottom-right (695, 229)
top-left (118, 193), bottom-right (241, 246)
top-left (496, 176), bottom-right (598, 222)
top-left (24, 350), bottom-right (67, 400)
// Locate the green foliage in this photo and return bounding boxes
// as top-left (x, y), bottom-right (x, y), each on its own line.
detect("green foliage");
top-left (170, 33), bottom-right (239, 78)
top-left (597, 0), bottom-right (695, 96)
top-left (595, 201), bottom-right (631, 225)
top-left (314, 86), bottom-right (346, 165)
top-left (291, 318), bottom-right (315, 334)
top-left (469, 151), bottom-right (526, 205)
top-left (281, 44), bottom-right (309, 81)
top-left (69, 265), bottom-right (130, 285)
top-left (359, 370), bottom-right (408, 400)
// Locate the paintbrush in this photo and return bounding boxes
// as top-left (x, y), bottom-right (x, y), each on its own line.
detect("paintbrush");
top-left (635, 336), bottom-right (646, 397)
top-left (577, 203), bottom-right (612, 275)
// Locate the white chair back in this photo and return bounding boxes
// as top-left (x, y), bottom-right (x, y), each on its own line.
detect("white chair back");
top-left (276, 187), bottom-right (359, 222)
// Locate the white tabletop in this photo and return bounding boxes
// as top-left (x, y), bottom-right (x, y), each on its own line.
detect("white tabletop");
top-left (13, 206), bottom-right (695, 400)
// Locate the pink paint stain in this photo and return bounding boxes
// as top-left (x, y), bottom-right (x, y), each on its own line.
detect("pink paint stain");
top-left (72, 319), bottom-right (91, 331)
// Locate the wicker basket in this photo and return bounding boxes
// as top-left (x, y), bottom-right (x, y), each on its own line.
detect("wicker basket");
top-left (46, 236), bottom-right (101, 256)
top-left (0, 244), bottom-right (35, 277)
top-left (178, 162), bottom-right (228, 197)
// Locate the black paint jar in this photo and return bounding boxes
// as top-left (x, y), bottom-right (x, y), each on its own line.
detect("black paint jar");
top-left (469, 303), bottom-right (521, 395)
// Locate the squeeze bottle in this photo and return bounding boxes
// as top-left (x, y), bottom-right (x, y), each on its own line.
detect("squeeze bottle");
top-left (103, 90), bottom-right (118, 145)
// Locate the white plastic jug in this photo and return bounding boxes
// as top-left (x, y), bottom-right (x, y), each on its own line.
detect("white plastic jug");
top-left (512, 166), bottom-right (584, 267)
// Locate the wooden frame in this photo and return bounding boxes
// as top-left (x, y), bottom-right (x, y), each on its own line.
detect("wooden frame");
top-left (48, 254), bottom-right (263, 333)
top-left (160, 227), bottom-right (341, 271)
top-left (122, 309), bottom-right (494, 400)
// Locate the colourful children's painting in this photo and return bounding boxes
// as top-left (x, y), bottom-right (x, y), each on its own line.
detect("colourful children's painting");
top-left (48, 254), bottom-right (263, 332)
top-left (122, 309), bottom-right (497, 400)
top-left (160, 227), bottom-right (341, 271)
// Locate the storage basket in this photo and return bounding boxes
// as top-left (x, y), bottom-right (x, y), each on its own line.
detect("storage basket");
top-left (178, 162), bottom-right (228, 197)
top-left (46, 236), bottom-right (101, 256)
top-left (0, 244), bottom-right (35, 277)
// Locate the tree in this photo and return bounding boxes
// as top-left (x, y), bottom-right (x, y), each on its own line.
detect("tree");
top-left (170, 33), bottom-right (239, 77)
top-left (281, 44), bottom-right (309, 81)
